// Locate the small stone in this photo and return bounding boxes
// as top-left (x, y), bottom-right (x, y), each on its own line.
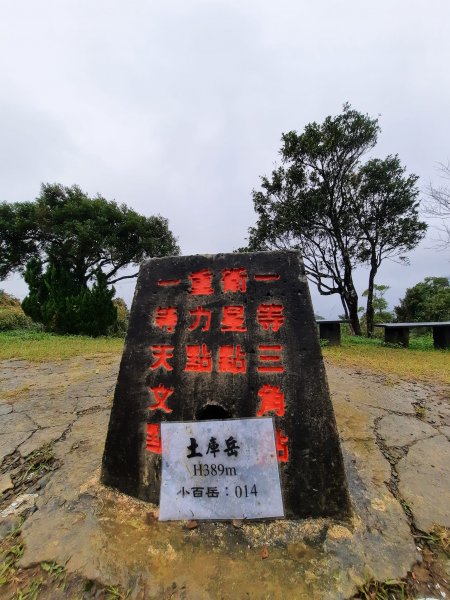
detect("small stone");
top-left (261, 546), bottom-right (269, 560)
top-left (0, 514), bottom-right (22, 538)
top-left (0, 493), bottom-right (38, 519)
top-left (185, 520), bottom-right (198, 530)
top-left (0, 473), bottom-right (13, 495)
top-left (232, 519), bottom-right (243, 529)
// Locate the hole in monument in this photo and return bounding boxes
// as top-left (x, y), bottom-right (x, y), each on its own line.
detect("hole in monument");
top-left (197, 404), bottom-right (231, 421)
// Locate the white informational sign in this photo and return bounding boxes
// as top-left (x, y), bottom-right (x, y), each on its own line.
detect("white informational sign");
top-left (158, 418), bottom-right (284, 521)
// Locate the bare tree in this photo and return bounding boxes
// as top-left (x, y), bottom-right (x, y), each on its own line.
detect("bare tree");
top-left (425, 162), bottom-right (450, 250)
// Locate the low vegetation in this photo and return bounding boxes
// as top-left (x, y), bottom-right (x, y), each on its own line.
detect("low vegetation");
top-left (353, 577), bottom-right (410, 599)
top-left (0, 330), bottom-right (124, 361)
top-left (322, 333), bottom-right (449, 385)
top-left (15, 444), bottom-right (59, 488)
top-left (0, 520), bottom-right (129, 598)
top-left (418, 525), bottom-right (450, 558)
top-left (0, 327), bottom-right (448, 385)
top-left (0, 291), bottom-right (36, 333)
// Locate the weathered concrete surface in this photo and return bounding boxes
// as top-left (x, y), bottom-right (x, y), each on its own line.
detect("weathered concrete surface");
top-left (441, 425), bottom-right (450, 441)
top-left (377, 414), bottom-right (438, 448)
top-left (1, 356), bottom-right (449, 599)
top-left (0, 473), bottom-right (13, 494)
top-left (397, 434), bottom-right (450, 531)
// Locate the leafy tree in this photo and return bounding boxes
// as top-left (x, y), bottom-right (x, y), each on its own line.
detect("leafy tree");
top-left (425, 162), bottom-right (450, 250)
top-left (362, 284), bottom-right (391, 318)
top-left (353, 157), bottom-right (426, 335)
top-left (0, 202), bottom-right (37, 279)
top-left (0, 183), bottom-right (180, 285)
top-left (247, 104), bottom-right (426, 336)
top-left (394, 277), bottom-right (450, 323)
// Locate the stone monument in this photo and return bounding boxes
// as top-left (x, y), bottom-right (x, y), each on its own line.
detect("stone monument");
top-left (101, 250), bottom-right (351, 519)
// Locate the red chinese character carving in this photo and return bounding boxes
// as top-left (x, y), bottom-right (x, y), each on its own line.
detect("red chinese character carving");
top-left (150, 345), bottom-right (174, 371)
top-left (218, 345), bottom-right (246, 373)
top-left (221, 268), bottom-right (247, 293)
top-left (154, 307), bottom-right (178, 332)
top-left (188, 307), bottom-right (212, 332)
top-left (185, 344), bottom-right (212, 372)
top-left (189, 270), bottom-right (213, 295)
top-left (157, 278), bottom-right (181, 287)
top-left (257, 345), bottom-right (284, 372)
top-left (275, 428), bottom-right (289, 462)
top-left (146, 423), bottom-right (162, 454)
top-left (254, 273), bottom-right (280, 282)
top-left (257, 304), bottom-right (284, 332)
top-left (149, 383), bottom-right (173, 413)
top-left (257, 384), bottom-right (285, 416)
top-left (221, 306), bottom-right (246, 332)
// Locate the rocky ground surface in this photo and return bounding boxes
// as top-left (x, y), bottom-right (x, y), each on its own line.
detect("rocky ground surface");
top-left (0, 355), bottom-right (449, 599)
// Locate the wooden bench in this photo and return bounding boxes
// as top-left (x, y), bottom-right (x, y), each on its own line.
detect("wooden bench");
top-left (374, 322), bottom-right (450, 349)
top-left (316, 320), bottom-right (349, 346)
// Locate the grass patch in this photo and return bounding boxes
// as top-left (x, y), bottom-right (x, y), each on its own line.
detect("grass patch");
top-left (14, 444), bottom-right (59, 487)
top-left (12, 579), bottom-right (43, 600)
top-left (40, 560), bottom-right (66, 580)
top-left (0, 519), bottom-right (25, 588)
top-left (1, 328), bottom-right (447, 386)
top-left (416, 525), bottom-right (450, 558)
top-left (0, 330), bottom-right (124, 362)
top-left (323, 334), bottom-right (450, 385)
top-left (353, 578), bottom-right (409, 599)
top-left (105, 585), bottom-right (130, 599)
top-left (413, 405), bottom-right (427, 420)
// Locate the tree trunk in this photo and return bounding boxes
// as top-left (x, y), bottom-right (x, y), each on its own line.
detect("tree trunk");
top-left (341, 250), bottom-right (361, 336)
top-left (365, 265), bottom-right (377, 338)
top-left (340, 296), bottom-right (349, 320)
top-left (346, 293), bottom-right (361, 336)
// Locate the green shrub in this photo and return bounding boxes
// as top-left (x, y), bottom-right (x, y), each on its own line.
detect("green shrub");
top-left (22, 259), bottom-right (118, 337)
top-left (0, 290), bottom-right (45, 331)
top-left (0, 307), bottom-right (35, 331)
top-left (108, 298), bottom-right (129, 337)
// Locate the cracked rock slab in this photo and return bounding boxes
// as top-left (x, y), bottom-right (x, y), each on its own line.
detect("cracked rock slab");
top-left (397, 434), bottom-right (450, 531)
top-left (377, 415), bottom-right (438, 448)
top-left (439, 425), bottom-right (450, 441)
top-left (0, 403), bottom-right (12, 416)
top-left (19, 361), bottom-right (421, 600)
top-left (0, 431), bottom-right (33, 463)
top-left (0, 473), bottom-right (13, 494)
top-left (0, 493), bottom-right (38, 518)
top-left (0, 412), bottom-right (36, 434)
top-left (18, 425), bottom-right (70, 457)
top-left (2, 356), bottom-right (448, 599)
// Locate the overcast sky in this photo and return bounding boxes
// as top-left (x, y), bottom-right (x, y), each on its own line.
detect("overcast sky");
top-left (1, 0), bottom-right (449, 317)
